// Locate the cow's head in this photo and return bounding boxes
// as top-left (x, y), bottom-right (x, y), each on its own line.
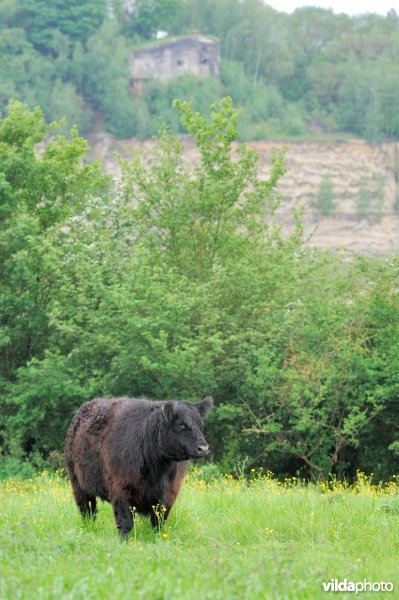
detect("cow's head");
top-left (161, 397), bottom-right (213, 461)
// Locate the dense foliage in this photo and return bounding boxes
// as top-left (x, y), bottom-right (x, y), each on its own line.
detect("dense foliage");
top-left (1, 99), bottom-right (398, 480)
top-left (1, 0), bottom-right (399, 140)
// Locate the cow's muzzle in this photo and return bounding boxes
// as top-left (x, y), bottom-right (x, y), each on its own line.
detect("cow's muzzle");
top-left (196, 444), bottom-right (209, 457)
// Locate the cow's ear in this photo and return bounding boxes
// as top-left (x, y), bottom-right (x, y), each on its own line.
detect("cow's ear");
top-left (195, 396), bottom-right (213, 418)
top-left (161, 401), bottom-right (177, 423)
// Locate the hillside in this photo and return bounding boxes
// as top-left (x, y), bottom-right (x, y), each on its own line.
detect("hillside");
top-left (1, 1), bottom-right (399, 142)
top-left (88, 132), bottom-right (399, 255)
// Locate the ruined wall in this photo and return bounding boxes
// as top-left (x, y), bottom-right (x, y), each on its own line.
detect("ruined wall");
top-left (129, 35), bottom-right (220, 82)
top-left (88, 133), bottom-right (399, 255)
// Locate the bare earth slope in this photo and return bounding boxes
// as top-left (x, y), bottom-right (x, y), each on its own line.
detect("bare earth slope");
top-left (88, 133), bottom-right (399, 256)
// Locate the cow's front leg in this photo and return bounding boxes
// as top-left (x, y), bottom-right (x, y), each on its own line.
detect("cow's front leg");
top-left (111, 496), bottom-right (133, 539)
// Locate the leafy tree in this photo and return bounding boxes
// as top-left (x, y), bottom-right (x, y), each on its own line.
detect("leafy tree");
top-left (81, 21), bottom-right (136, 138)
top-left (120, 96), bottom-right (286, 278)
top-left (0, 33), bottom-right (55, 114)
top-left (313, 174), bottom-right (335, 215)
top-left (47, 80), bottom-right (94, 134)
top-left (0, 101), bottom-right (108, 458)
top-left (143, 73), bottom-right (226, 137)
top-left (15, 0), bottom-right (108, 53)
top-left (239, 257), bottom-right (399, 479)
top-left (117, 0), bottom-right (184, 39)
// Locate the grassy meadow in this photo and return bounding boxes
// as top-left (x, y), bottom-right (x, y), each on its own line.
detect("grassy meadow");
top-left (0, 470), bottom-right (398, 599)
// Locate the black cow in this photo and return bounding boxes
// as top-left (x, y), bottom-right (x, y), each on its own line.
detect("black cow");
top-left (64, 396), bottom-right (213, 537)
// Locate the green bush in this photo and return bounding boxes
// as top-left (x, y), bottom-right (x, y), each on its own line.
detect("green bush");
top-left (313, 174), bottom-right (336, 215)
top-left (1, 99), bottom-right (398, 481)
top-left (0, 456), bottom-right (36, 479)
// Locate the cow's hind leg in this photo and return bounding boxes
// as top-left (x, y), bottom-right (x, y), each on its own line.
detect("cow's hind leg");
top-left (111, 497), bottom-right (133, 539)
top-left (70, 473), bottom-right (97, 520)
top-left (78, 493), bottom-right (97, 519)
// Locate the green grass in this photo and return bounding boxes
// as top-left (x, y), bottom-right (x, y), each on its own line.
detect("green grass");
top-left (0, 471), bottom-right (398, 599)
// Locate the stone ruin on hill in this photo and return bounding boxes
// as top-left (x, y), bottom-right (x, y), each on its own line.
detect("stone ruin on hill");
top-left (129, 34), bottom-right (220, 85)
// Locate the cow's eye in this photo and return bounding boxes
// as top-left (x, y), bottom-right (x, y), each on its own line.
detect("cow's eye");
top-left (178, 423), bottom-right (188, 431)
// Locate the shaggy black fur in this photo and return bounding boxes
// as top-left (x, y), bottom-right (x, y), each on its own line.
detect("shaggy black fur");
top-left (65, 396), bottom-right (213, 537)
